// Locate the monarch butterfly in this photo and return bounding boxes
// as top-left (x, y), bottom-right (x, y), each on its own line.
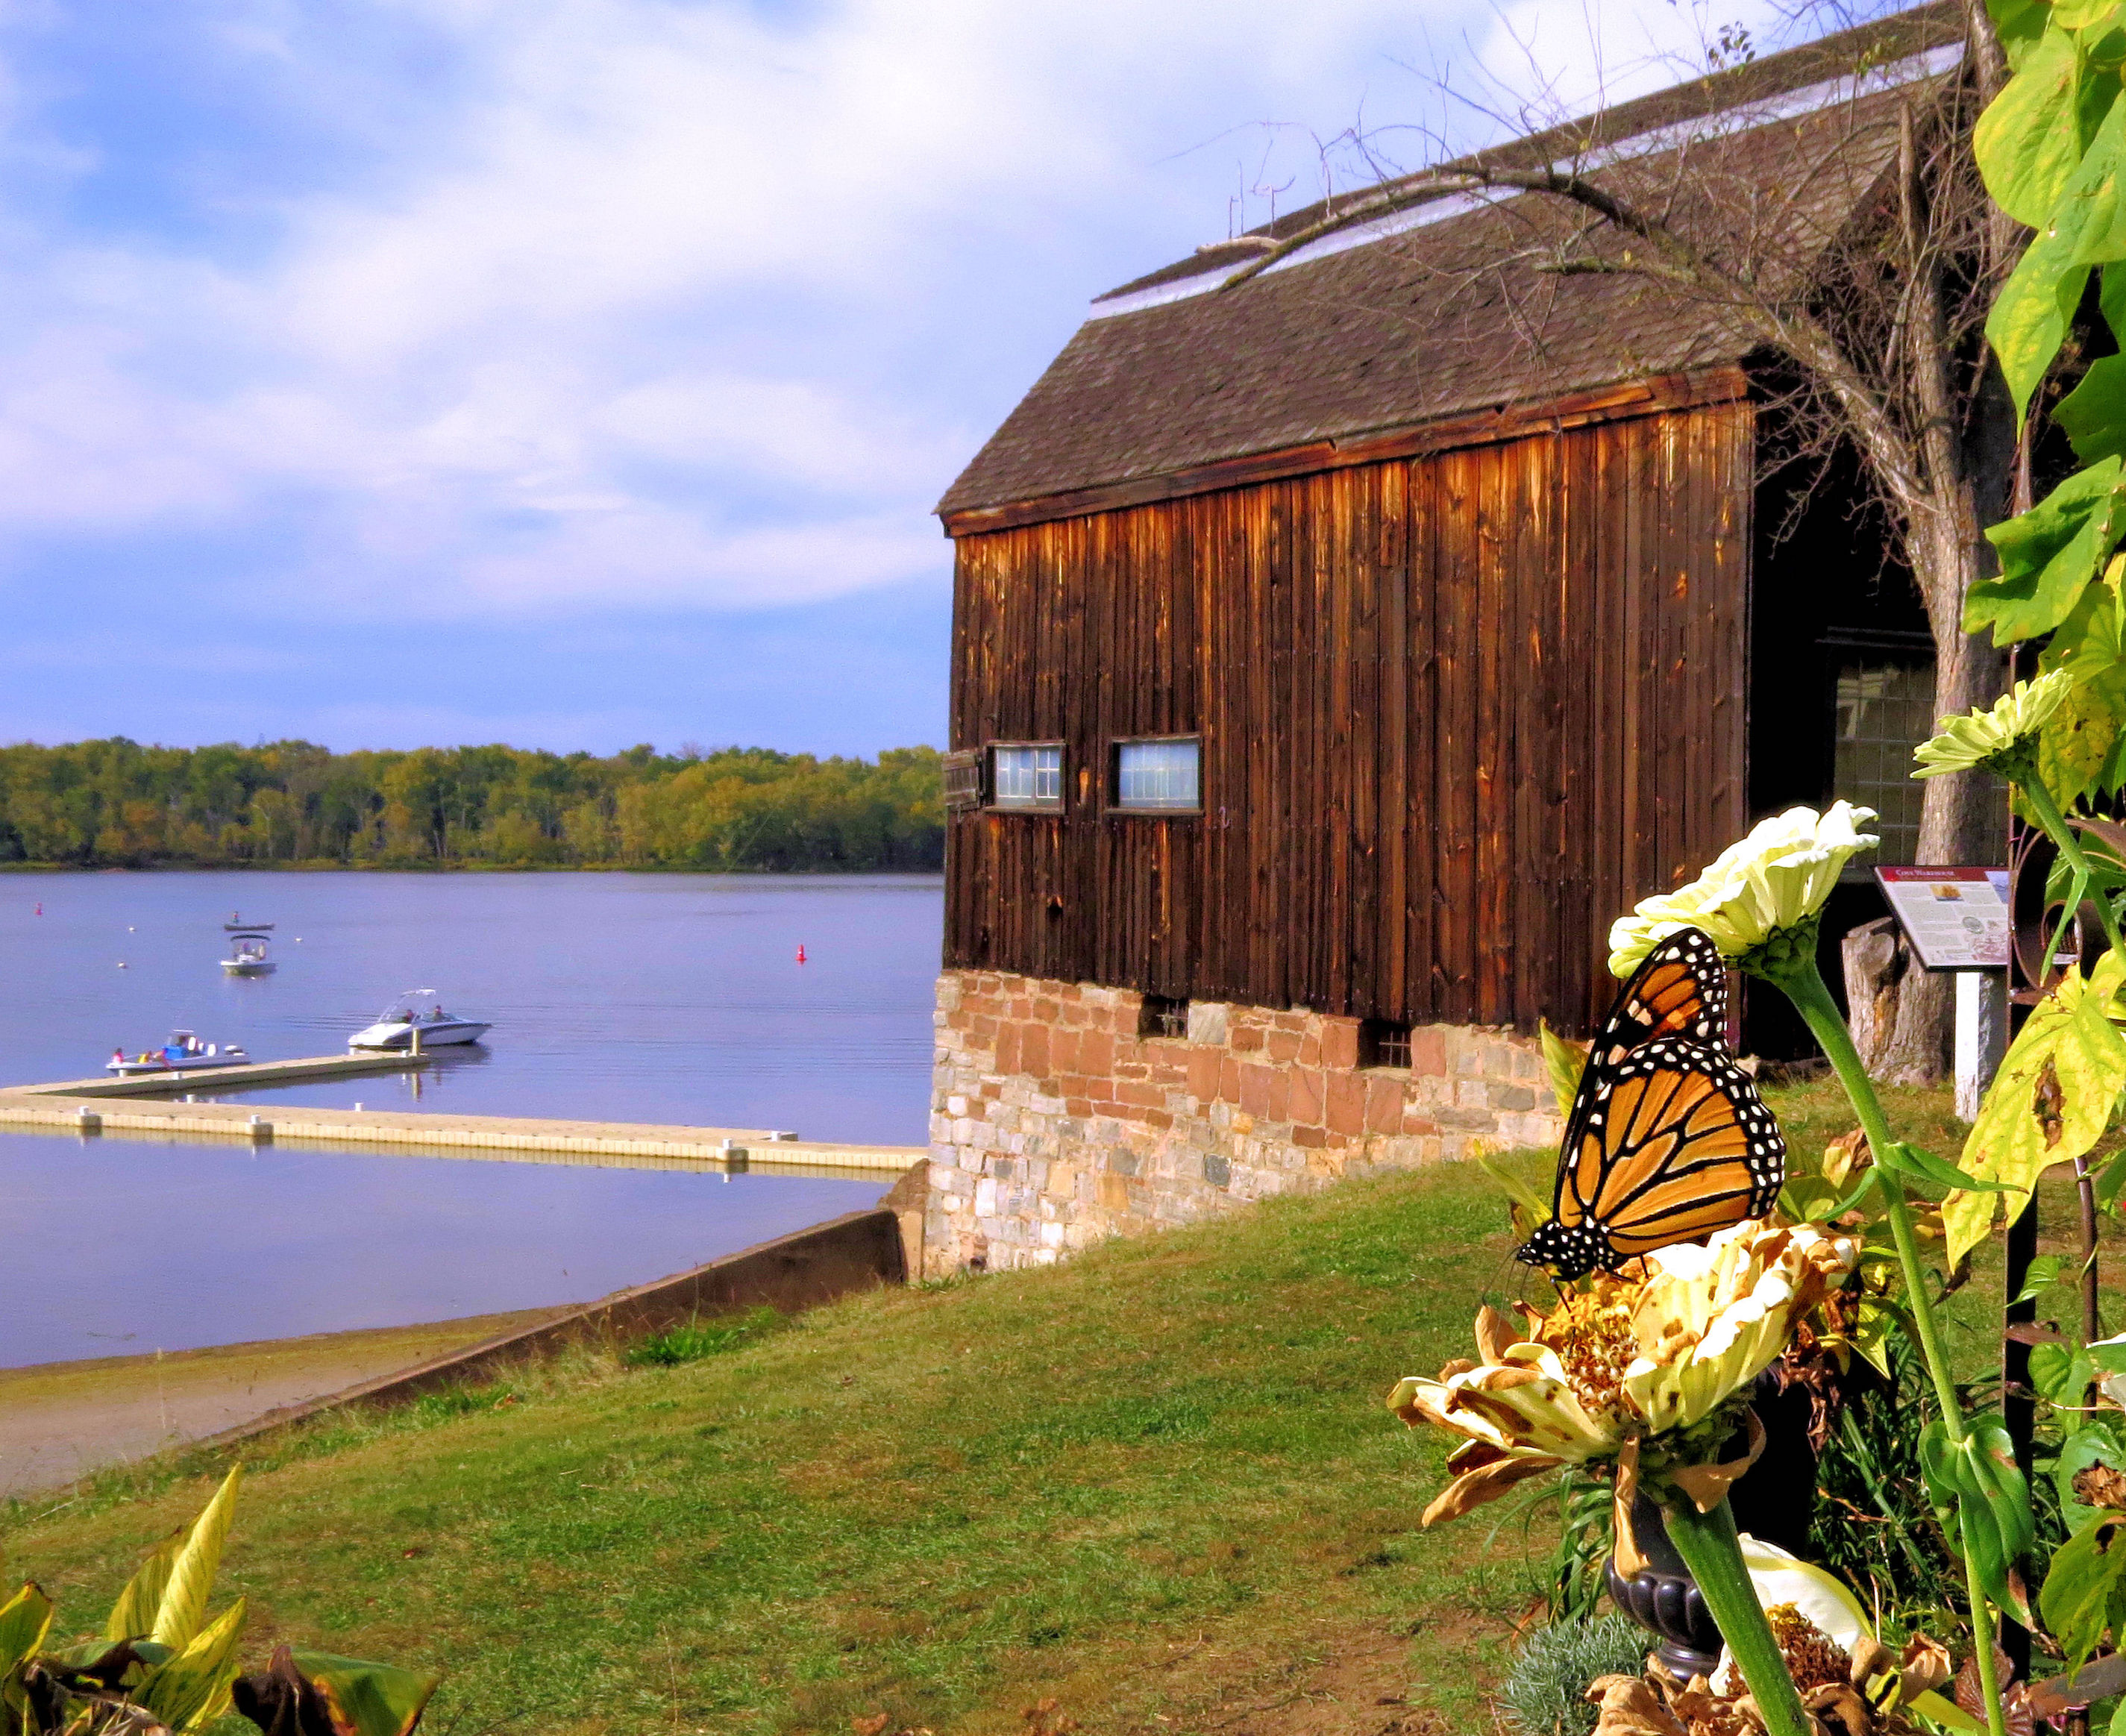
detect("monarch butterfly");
top-left (1514, 927), bottom-right (1784, 1281)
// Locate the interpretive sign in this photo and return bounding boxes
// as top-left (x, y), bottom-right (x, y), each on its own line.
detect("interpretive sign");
top-left (1875, 865), bottom-right (2011, 971)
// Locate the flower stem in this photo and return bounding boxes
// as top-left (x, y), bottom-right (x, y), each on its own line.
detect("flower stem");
top-left (1658, 1496), bottom-right (1813, 1736)
top-left (1771, 956), bottom-right (2010, 1736)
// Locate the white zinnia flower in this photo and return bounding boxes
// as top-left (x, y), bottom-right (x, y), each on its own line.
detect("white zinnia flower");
top-left (1912, 669), bottom-right (2072, 780)
top-left (1607, 803), bottom-right (1880, 977)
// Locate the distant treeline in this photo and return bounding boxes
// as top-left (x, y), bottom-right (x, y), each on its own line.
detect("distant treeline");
top-left (0, 739), bottom-right (944, 871)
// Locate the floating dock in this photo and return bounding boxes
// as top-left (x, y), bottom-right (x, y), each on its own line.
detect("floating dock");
top-left (0, 1060), bottom-right (925, 1175)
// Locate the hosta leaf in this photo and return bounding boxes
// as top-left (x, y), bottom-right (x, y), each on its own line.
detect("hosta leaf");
top-left (1978, 28), bottom-right (2089, 225)
top-left (1946, 949), bottom-right (2126, 1265)
top-left (151, 1464), bottom-right (242, 1651)
top-left (1972, 457), bottom-right (2126, 642)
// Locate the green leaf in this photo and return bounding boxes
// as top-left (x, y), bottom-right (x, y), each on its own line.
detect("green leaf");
top-left (151, 1464), bottom-right (242, 1651)
top-left (2043, 1511), bottom-right (2126, 1669)
top-left (2016, 1252), bottom-right (2070, 1302)
top-left (1880, 1139), bottom-right (2017, 1194)
top-left (1951, 1417), bottom-right (2039, 1624)
top-left (0, 1584), bottom-right (53, 1676)
top-left (1946, 949), bottom-right (2126, 1265)
top-left (1992, 0), bottom-right (2057, 68)
top-left (104, 1525), bottom-right (184, 1642)
top-left (1973, 457), bottom-right (2126, 642)
top-left (2058, 1418), bottom-right (2126, 1513)
top-left (2038, 559), bottom-right (2126, 803)
top-left (1987, 96), bottom-right (2126, 425)
top-left (1979, 29), bottom-right (2089, 225)
top-left (2059, 355), bottom-right (2126, 463)
top-left (292, 1651), bottom-right (442, 1736)
top-left (1538, 1020), bottom-right (1584, 1121)
top-left (136, 1598), bottom-right (246, 1733)
top-left (2034, 1338), bottom-right (2099, 1403)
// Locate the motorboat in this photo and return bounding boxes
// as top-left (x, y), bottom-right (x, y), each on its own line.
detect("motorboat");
top-left (107, 1031), bottom-right (250, 1075)
top-left (348, 989), bottom-right (491, 1050)
top-left (222, 936), bottom-right (277, 977)
top-left (224, 912), bottom-right (274, 932)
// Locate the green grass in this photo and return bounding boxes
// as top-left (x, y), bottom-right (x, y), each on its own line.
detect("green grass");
top-left (2, 1159), bottom-right (1558, 1736)
top-left (4, 1079), bottom-right (2107, 1736)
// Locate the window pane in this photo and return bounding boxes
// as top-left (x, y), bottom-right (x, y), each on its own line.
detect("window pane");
top-left (1834, 662), bottom-right (1934, 865)
top-left (992, 745), bottom-right (1060, 808)
top-left (1117, 739), bottom-right (1200, 809)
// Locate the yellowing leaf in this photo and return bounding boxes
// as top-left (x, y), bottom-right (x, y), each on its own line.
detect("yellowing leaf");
top-left (295, 1650), bottom-right (443, 1736)
top-left (104, 1526), bottom-right (184, 1642)
top-left (137, 1598), bottom-right (247, 1733)
top-left (1538, 1020), bottom-right (1586, 1121)
top-left (151, 1465), bottom-right (242, 1652)
top-left (0, 1583), bottom-right (54, 1676)
top-left (1978, 28), bottom-right (2089, 225)
top-left (1948, 950), bottom-right (2126, 1265)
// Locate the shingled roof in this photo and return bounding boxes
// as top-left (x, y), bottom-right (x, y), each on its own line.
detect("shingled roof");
top-left (938, 4), bottom-right (1963, 530)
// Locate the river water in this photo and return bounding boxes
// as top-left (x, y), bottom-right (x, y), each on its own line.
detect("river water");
top-left (0, 871), bottom-right (941, 1367)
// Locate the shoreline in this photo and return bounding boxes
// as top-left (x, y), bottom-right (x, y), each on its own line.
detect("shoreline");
top-left (0, 861), bottom-right (944, 875)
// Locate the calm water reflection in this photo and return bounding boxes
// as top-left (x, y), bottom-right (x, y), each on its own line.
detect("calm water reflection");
top-left (0, 1129), bottom-right (889, 1367)
top-left (0, 871), bottom-right (939, 1367)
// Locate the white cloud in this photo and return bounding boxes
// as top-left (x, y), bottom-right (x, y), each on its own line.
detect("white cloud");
top-left (0, 0), bottom-right (1801, 620)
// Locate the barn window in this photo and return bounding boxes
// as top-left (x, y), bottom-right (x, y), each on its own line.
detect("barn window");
top-left (1114, 737), bottom-right (1201, 811)
top-left (1359, 1018), bottom-right (1413, 1069)
top-left (1834, 657), bottom-right (1934, 865)
top-left (989, 743), bottom-right (1062, 810)
top-left (942, 750), bottom-right (982, 812)
top-left (1138, 994), bottom-right (1188, 1038)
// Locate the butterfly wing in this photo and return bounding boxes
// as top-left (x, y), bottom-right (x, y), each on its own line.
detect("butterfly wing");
top-left (1517, 1038), bottom-right (1784, 1279)
top-left (1586, 926), bottom-right (1728, 1070)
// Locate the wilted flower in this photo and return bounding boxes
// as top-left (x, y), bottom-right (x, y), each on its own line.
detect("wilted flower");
top-left (1389, 1221), bottom-right (1857, 1528)
top-left (1911, 670), bottom-right (2072, 780)
top-left (1607, 805), bottom-right (1879, 978)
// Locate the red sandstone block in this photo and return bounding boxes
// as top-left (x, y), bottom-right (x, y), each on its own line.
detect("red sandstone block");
top-left (1032, 998), bottom-right (1059, 1022)
top-left (1008, 998), bottom-right (1029, 1021)
top-left (1239, 1062), bottom-right (1273, 1118)
top-left (1299, 1033), bottom-right (1322, 1066)
top-left (1366, 1076), bottom-right (1403, 1134)
top-left (1273, 1011), bottom-right (1307, 1031)
top-left (1294, 1124), bottom-right (1328, 1148)
top-left (1232, 1025), bottom-right (1264, 1053)
top-left (1187, 1048), bottom-right (1221, 1103)
top-left (1142, 1109), bottom-right (1173, 1129)
top-left (1322, 1018), bottom-right (1359, 1071)
top-left (1402, 1113), bottom-right (1441, 1136)
top-left (1149, 1063), bottom-right (1188, 1088)
top-left (1116, 1079), bottom-right (1166, 1109)
top-left (1326, 1071), bottom-right (1367, 1136)
top-left (1265, 1067), bottom-right (1291, 1123)
top-left (1021, 1024), bottom-right (1050, 1079)
top-left (1080, 1031), bottom-right (1114, 1077)
top-left (1066, 1098), bottom-right (1092, 1117)
top-left (1056, 1074), bottom-right (1087, 1098)
top-left (971, 1015), bottom-right (998, 1041)
top-left (1050, 1030), bottom-right (1080, 1074)
top-left (994, 1025), bottom-right (1020, 1074)
top-left (1264, 1030), bottom-right (1300, 1064)
top-left (1288, 1066), bottom-right (1325, 1125)
top-left (1412, 1027), bottom-right (1447, 1076)
top-left (1114, 1061), bottom-right (1149, 1080)
top-left (1220, 1056), bottom-right (1244, 1102)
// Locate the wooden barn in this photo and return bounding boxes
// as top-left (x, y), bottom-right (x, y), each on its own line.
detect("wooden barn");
top-left (921, 9), bottom-right (1963, 1273)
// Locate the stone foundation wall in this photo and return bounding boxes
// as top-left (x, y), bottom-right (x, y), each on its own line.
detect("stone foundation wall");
top-left (924, 969), bottom-right (1564, 1276)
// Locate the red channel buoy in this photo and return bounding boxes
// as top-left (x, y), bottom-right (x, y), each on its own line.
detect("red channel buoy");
top-left (796, 944), bottom-right (807, 964)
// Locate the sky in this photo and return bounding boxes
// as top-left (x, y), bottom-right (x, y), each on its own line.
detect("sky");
top-left (0, 0), bottom-right (1809, 759)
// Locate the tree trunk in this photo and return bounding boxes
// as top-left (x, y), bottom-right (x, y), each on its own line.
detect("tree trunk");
top-left (1874, 512), bottom-right (2007, 1083)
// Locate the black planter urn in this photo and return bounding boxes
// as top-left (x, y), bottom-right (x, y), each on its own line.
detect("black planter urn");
top-left (1604, 1377), bottom-right (1819, 1677)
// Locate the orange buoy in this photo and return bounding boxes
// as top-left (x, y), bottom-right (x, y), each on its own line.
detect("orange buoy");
top-left (796, 944), bottom-right (807, 964)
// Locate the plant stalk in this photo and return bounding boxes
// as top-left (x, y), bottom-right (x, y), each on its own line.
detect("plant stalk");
top-left (1658, 1495), bottom-right (1814, 1736)
top-left (2019, 777), bottom-right (2125, 959)
top-left (1772, 954), bottom-right (2010, 1736)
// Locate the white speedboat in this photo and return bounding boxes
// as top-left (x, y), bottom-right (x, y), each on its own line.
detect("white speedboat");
top-left (107, 1031), bottom-right (250, 1074)
top-left (222, 937), bottom-right (277, 977)
top-left (349, 989), bottom-right (491, 1050)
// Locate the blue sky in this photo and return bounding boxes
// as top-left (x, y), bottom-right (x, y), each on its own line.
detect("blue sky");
top-left (0, 0), bottom-right (1797, 758)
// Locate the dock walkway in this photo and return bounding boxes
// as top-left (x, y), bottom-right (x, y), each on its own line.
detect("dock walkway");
top-left (0, 1058), bottom-right (925, 1175)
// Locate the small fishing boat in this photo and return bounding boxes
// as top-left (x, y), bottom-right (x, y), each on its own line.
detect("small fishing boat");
top-left (107, 1031), bottom-right (250, 1074)
top-left (223, 912), bottom-right (274, 932)
top-left (222, 936), bottom-right (277, 977)
top-left (348, 988), bottom-right (492, 1050)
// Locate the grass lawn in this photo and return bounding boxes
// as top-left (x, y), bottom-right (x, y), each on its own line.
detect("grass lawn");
top-left (1, 1079), bottom-right (2113, 1736)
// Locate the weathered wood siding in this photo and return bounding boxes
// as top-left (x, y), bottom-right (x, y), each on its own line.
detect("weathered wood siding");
top-left (944, 398), bottom-right (1752, 1038)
